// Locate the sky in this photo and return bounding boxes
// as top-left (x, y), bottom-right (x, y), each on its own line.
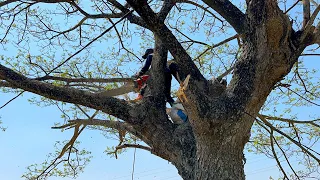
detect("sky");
top-left (0, 91), bottom-right (285, 180)
top-left (1, 1), bottom-right (320, 180)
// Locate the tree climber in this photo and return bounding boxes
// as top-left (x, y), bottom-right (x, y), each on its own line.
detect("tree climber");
top-left (133, 48), bottom-right (175, 106)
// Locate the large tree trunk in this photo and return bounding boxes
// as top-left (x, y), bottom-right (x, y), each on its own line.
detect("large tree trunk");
top-left (170, 2), bottom-right (301, 179)
top-left (194, 133), bottom-right (245, 179)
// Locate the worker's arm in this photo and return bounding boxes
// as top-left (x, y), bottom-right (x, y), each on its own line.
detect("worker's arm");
top-left (138, 54), bottom-right (152, 75)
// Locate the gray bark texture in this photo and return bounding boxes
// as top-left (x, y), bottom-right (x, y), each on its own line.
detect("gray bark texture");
top-left (0, 0), bottom-right (317, 179)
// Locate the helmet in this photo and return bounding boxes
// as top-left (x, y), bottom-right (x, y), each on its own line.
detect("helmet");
top-left (142, 48), bottom-right (154, 59)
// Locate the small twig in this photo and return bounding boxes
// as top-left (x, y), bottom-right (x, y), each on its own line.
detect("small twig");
top-left (193, 34), bottom-right (239, 61)
top-left (284, 0), bottom-right (301, 14)
top-left (176, 0), bottom-right (223, 23)
top-left (300, 53), bottom-right (320, 56)
top-left (255, 120), bottom-right (295, 179)
top-left (256, 114), bottom-right (320, 164)
top-left (0, 91), bottom-right (25, 109)
top-left (272, 130), bottom-right (301, 179)
top-left (260, 114), bottom-right (320, 128)
top-left (27, 54), bottom-right (48, 75)
top-left (295, 68), bottom-right (319, 98)
top-left (286, 87), bottom-right (320, 106)
top-left (270, 129), bottom-right (290, 179)
top-left (51, 122), bottom-right (77, 129)
top-left (115, 143), bottom-right (152, 152)
top-left (47, 10), bottom-right (134, 75)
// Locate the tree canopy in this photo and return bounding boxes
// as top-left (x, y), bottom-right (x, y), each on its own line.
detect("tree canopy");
top-left (1, 0), bottom-right (320, 179)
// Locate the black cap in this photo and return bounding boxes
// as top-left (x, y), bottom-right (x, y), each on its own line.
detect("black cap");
top-left (142, 48), bottom-right (154, 59)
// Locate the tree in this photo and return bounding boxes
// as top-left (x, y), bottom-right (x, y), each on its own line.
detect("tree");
top-left (1, 0), bottom-right (320, 179)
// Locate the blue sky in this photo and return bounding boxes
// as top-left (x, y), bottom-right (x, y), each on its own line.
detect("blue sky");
top-left (1, 1), bottom-right (320, 180)
top-left (0, 91), bottom-right (284, 180)
top-left (1, 58), bottom-right (319, 179)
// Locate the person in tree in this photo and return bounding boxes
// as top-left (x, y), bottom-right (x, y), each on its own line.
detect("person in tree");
top-left (134, 48), bottom-right (175, 106)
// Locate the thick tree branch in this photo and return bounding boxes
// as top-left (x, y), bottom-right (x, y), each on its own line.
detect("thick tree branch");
top-left (0, 81), bottom-right (15, 88)
top-left (126, 0), bottom-right (205, 82)
top-left (35, 76), bottom-right (133, 83)
top-left (1, 65), bottom-right (181, 164)
top-left (309, 1), bottom-right (320, 45)
top-left (158, 0), bottom-right (176, 22)
top-left (0, 64), bottom-right (132, 121)
top-left (301, 4), bottom-right (320, 43)
top-left (201, 0), bottom-right (246, 34)
top-left (303, 0), bottom-right (311, 28)
top-left (0, 0), bottom-right (18, 7)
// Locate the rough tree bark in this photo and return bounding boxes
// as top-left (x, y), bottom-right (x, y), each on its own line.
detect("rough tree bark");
top-left (125, 0), bottom-right (312, 179)
top-left (0, 0), bottom-right (318, 179)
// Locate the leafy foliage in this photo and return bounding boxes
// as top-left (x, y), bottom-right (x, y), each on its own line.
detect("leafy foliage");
top-left (21, 141), bottom-right (92, 180)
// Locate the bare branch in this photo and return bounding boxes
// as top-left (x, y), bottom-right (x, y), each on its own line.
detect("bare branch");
top-left (115, 143), bottom-right (152, 152)
top-left (273, 133), bottom-right (301, 179)
top-left (57, 124), bottom-right (84, 158)
top-left (0, 91), bottom-right (25, 109)
top-left (158, 0), bottom-right (176, 22)
top-left (53, 118), bottom-right (141, 138)
top-left (126, 0), bottom-right (205, 82)
top-left (256, 119), bottom-right (292, 179)
top-left (47, 10), bottom-right (134, 75)
top-left (270, 130), bottom-right (290, 179)
top-left (176, 0), bottom-right (223, 22)
top-left (169, 25), bottom-right (210, 46)
top-left (193, 34), bottom-right (238, 61)
top-left (68, 1), bottom-right (125, 19)
top-left (301, 4), bottom-right (320, 43)
top-left (36, 125), bottom-right (86, 179)
top-left (259, 114), bottom-right (320, 128)
top-left (257, 114), bottom-right (320, 164)
top-left (301, 53), bottom-right (320, 56)
top-left (50, 17), bottom-right (88, 40)
top-left (303, 0), bottom-right (311, 28)
top-left (284, 0), bottom-right (300, 14)
top-left (286, 87), bottom-right (320, 106)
